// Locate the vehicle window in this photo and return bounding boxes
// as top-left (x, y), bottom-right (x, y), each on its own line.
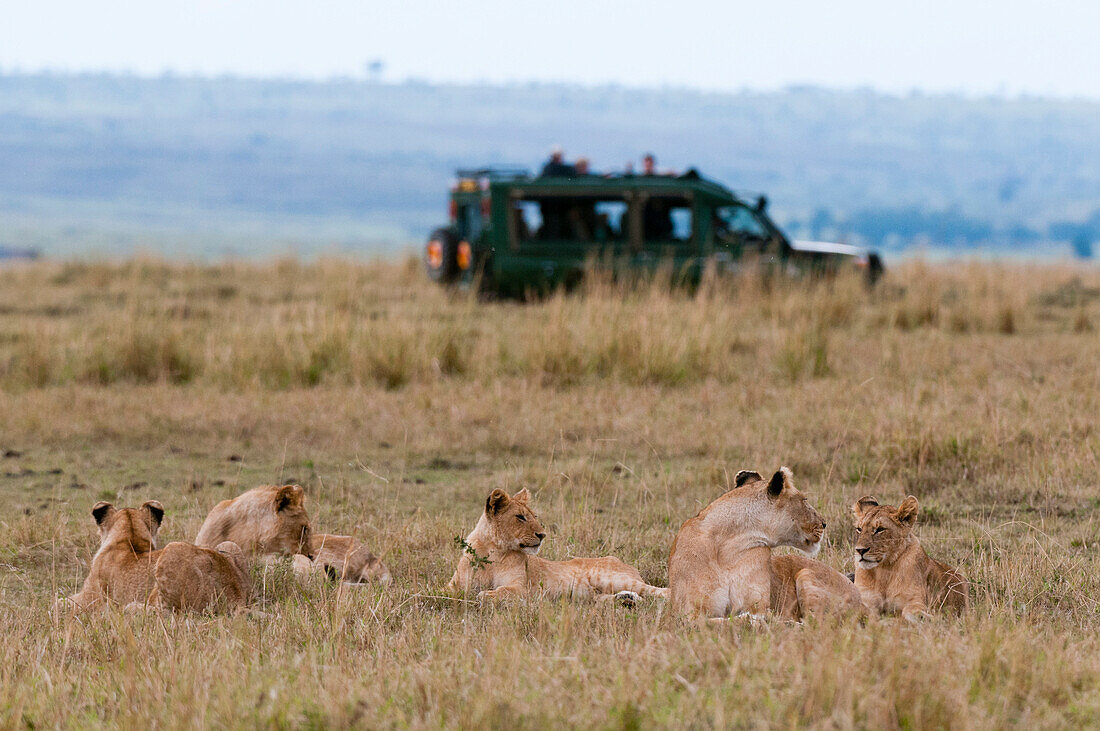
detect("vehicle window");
top-left (643, 197), bottom-right (692, 243)
top-left (515, 201), bottom-right (543, 240)
top-left (670, 208), bottom-right (692, 240)
top-left (459, 203), bottom-right (484, 240)
top-left (514, 196), bottom-right (629, 243)
top-left (594, 201), bottom-right (628, 241)
top-left (717, 205), bottom-right (768, 239)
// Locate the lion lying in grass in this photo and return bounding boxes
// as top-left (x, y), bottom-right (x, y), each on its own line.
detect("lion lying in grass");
top-left (195, 484), bottom-right (314, 561)
top-left (60, 500), bottom-right (249, 614)
top-left (153, 540), bottom-right (250, 612)
top-left (669, 467), bottom-right (863, 620)
top-left (852, 495), bottom-right (968, 621)
top-left (292, 534), bottom-right (392, 585)
top-left (448, 488), bottom-right (667, 603)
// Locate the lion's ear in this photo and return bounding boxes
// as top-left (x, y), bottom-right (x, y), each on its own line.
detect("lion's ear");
top-left (511, 488), bottom-right (531, 504)
top-left (767, 467), bottom-right (793, 497)
top-left (895, 496), bottom-right (919, 525)
top-left (275, 485), bottom-right (304, 512)
top-left (141, 500), bottom-right (165, 527)
top-left (486, 489), bottom-right (510, 515)
top-left (91, 501), bottom-right (116, 526)
top-left (852, 496), bottom-right (879, 518)
top-left (734, 470), bottom-right (762, 487)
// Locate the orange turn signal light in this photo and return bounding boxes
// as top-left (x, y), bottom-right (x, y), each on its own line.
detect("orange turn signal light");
top-left (457, 241), bottom-right (472, 270)
top-left (426, 240), bottom-right (444, 268)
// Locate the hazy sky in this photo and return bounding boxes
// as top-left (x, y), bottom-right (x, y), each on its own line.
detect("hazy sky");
top-left (4, 0), bottom-right (1100, 98)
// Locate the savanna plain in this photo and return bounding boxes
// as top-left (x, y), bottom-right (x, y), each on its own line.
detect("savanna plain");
top-left (1, 257), bottom-right (1099, 728)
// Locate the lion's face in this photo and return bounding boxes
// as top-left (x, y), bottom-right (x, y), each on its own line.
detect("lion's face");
top-left (851, 495), bottom-right (918, 569)
top-left (734, 468), bottom-right (826, 554)
top-left (225, 484), bottom-right (315, 559)
top-left (357, 555), bottom-right (392, 584)
top-left (483, 488), bottom-right (545, 554)
top-left (265, 485), bottom-right (315, 559)
top-left (91, 500), bottom-right (164, 553)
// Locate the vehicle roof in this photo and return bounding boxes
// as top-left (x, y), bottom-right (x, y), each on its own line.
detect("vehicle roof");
top-left (459, 167), bottom-right (749, 205)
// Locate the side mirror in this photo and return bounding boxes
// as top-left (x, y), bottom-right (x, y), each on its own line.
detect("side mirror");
top-left (755, 195), bottom-right (768, 212)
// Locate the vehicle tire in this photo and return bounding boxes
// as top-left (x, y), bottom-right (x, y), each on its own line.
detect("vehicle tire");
top-left (866, 253), bottom-right (884, 286)
top-left (425, 228), bottom-right (460, 284)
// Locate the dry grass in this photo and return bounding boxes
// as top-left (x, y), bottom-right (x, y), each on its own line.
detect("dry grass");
top-left (1, 258), bottom-right (1099, 728)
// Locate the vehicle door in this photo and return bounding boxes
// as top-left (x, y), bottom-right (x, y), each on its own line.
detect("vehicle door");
top-left (500, 190), bottom-right (632, 294)
top-left (635, 192), bottom-right (698, 280)
top-left (712, 204), bottom-right (781, 274)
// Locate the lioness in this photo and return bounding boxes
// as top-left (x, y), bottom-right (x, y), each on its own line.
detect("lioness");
top-left (62, 500), bottom-right (249, 613)
top-left (152, 541), bottom-right (250, 612)
top-left (195, 484), bottom-right (314, 560)
top-left (852, 495), bottom-right (968, 621)
top-left (293, 534), bottom-right (392, 585)
top-left (669, 467), bottom-right (862, 620)
top-left (448, 488), bottom-right (667, 602)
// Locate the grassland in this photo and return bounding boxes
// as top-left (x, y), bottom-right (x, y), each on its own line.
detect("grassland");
top-left (1, 258), bottom-right (1099, 728)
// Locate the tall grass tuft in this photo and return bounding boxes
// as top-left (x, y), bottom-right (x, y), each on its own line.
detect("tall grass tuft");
top-left (0, 259), bottom-right (1097, 391)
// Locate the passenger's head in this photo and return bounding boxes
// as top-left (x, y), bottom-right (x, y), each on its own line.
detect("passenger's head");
top-left (550, 145), bottom-right (564, 163)
top-left (575, 157), bottom-right (589, 175)
top-left (643, 153), bottom-right (656, 174)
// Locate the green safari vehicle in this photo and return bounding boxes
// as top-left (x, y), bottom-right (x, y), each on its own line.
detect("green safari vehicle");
top-left (424, 167), bottom-right (883, 297)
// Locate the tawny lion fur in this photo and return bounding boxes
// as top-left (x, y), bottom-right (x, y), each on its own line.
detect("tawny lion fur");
top-left (852, 495), bottom-right (968, 621)
top-left (61, 500), bottom-right (249, 614)
top-left (195, 484), bottom-right (314, 560)
top-left (669, 467), bottom-right (863, 620)
top-left (293, 534), bottom-right (392, 585)
top-left (152, 540), bottom-right (250, 612)
top-left (448, 488), bottom-right (667, 602)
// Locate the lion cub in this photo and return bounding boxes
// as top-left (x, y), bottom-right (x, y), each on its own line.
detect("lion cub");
top-left (852, 495), bottom-right (968, 621)
top-left (669, 467), bottom-right (862, 620)
top-left (61, 500), bottom-right (249, 613)
top-left (195, 484), bottom-right (314, 561)
top-left (152, 540), bottom-right (250, 612)
top-left (293, 534), bottom-right (392, 585)
top-left (448, 488), bottom-right (667, 603)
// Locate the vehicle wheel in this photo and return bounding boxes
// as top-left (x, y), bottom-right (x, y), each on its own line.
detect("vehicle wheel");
top-left (425, 228), bottom-right (459, 284)
top-left (866, 253), bottom-right (884, 286)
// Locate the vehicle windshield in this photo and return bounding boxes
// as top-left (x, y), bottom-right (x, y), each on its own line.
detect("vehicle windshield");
top-left (715, 205), bottom-right (772, 241)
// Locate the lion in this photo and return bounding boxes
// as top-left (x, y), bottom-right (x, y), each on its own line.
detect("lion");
top-left (152, 540), bottom-right (250, 612)
top-left (292, 534), bottom-right (392, 585)
top-left (668, 467), bottom-right (863, 621)
top-left (60, 500), bottom-right (249, 614)
top-left (851, 495), bottom-right (968, 621)
top-left (194, 484), bottom-right (314, 561)
top-left (447, 488), bottom-right (667, 603)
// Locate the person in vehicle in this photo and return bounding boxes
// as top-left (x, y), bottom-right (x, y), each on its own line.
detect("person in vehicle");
top-left (541, 147), bottom-right (576, 177)
top-left (574, 157), bottom-right (591, 176)
top-left (641, 153), bottom-right (675, 177)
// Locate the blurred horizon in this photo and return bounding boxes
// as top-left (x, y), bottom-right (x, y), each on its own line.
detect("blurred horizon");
top-left (7, 1), bottom-right (1100, 100)
top-left (3, 70), bottom-right (1100, 260)
top-left (8, 66), bottom-right (1096, 103)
